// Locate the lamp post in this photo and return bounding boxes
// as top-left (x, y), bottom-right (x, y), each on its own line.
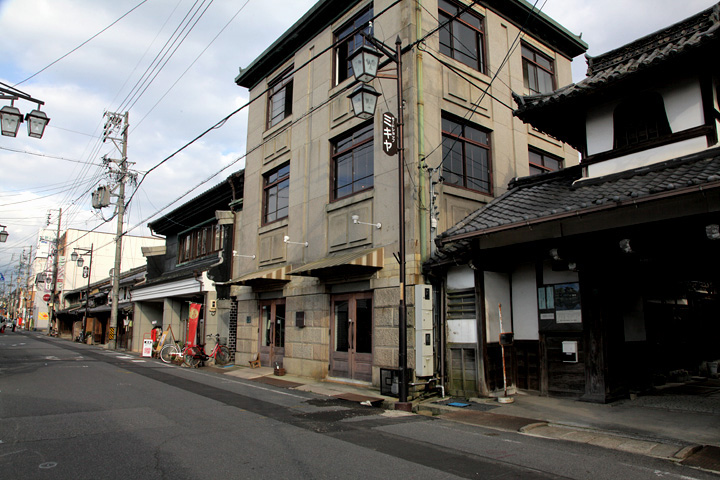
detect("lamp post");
top-left (0, 82), bottom-right (50, 139)
top-left (71, 245), bottom-right (93, 343)
top-left (0, 225), bottom-right (8, 243)
top-left (348, 34), bottom-right (410, 408)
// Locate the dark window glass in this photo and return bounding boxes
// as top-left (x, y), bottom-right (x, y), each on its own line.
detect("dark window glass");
top-left (267, 67), bottom-right (293, 128)
top-left (331, 123), bottom-right (374, 200)
top-left (522, 44), bottom-right (555, 95)
top-left (441, 115), bottom-right (491, 194)
top-left (438, 0), bottom-right (484, 72)
top-left (263, 164), bottom-right (290, 224)
top-left (335, 300), bottom-right (349, 352)
top-left (177, 224), bottom-right (224, 264)
top-left (528, 148), bottom-right (562, 175)
top-left (334, 6), bottom-right (373, 85)
top-left (613, 92), bottom-right (671, 149)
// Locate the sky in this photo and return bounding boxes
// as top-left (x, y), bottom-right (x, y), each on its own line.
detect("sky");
top-left (1, 0), bottom-right (718, 279)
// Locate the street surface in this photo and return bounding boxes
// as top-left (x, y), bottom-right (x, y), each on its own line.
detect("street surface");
top-left (1, 331), bottom-right (717, 479)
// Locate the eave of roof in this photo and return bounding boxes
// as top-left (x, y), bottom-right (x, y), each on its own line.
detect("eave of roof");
top-left (429, 146), bottom-right (720, 266)
top-left (513, 3), bottom-right (720, 148)
top-left (235, 0), bottom-right (586, 91)
top-left (235, 0), bottom-right (364, 90)
top-left (149, 170), bottom-right (243, 235)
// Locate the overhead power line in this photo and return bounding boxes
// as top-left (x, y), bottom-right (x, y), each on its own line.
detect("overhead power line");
top-left (13, 0), bottom-right (150, 87)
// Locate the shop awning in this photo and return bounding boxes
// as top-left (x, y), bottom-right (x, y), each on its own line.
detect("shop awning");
top-left (228, 264), bottom-right (294, 287)
top-left (289, 247), bottom-right (384, 278)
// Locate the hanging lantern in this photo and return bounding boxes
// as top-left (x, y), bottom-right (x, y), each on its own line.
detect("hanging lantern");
top-left (348, 84), bottom-right (381, 120)
top-left (25, 108), bottom-right (50, 139)
top-left (0, 105), bottom-right (23, 137)
top-left (349, 43), bottom-right (381, 83)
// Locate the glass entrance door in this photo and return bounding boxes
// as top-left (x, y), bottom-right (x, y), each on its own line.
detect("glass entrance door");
top-left (259, 299), bottom-right (285, 367)
top-left (330, 293), bottom-right (373, 381)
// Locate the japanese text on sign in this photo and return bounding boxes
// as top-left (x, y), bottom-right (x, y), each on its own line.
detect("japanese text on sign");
top-left (382, 112), bottom-right (397, 156)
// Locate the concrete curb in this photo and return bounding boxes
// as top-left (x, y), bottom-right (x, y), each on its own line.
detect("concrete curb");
top-left (417, 400), bottom-right (705, 464)
top-left (519, 422), bottom-right (700, 461)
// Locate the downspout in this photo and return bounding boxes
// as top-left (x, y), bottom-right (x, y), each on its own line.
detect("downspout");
top-left (416, 0), bottom-right (428, 262)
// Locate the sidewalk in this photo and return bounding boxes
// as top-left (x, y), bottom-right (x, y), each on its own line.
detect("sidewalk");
top-left (218, 364), bottom-right (720, 473)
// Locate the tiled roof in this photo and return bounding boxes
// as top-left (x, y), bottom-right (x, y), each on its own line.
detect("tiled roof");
top-left (428, 147), bottom-right (720, 267)
top-left (513, 3), bottom-right (720, 149)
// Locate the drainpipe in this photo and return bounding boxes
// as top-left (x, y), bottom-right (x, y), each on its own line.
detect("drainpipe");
top-left (416, 0), bottom-right (428, 263)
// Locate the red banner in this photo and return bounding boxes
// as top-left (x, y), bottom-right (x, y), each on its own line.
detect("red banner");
top-left (187, 303), bottom-right (201, 346)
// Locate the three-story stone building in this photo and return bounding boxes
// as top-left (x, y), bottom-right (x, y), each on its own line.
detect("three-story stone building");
top-left (229, 0), bottom-right (586, 390)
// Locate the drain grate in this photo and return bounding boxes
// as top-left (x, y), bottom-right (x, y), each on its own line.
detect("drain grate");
top-left (682, 445), bottom-right (720, 473)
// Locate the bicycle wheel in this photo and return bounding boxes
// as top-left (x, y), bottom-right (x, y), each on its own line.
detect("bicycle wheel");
top-left (215, 346), bottom-right (231, 366)
top-left (183, 348), bottom-right (201, 368)
top-left (160, 344), bottom-right (179, 364)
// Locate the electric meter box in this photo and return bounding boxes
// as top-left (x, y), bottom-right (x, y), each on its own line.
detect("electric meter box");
top-left (414, 284), bottom-right (433, 377)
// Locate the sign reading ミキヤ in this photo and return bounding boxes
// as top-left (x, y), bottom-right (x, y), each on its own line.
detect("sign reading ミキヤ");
top-left (382, 112), bottom-right (397, 156)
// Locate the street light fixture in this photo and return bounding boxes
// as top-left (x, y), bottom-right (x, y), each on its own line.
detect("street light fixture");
top-left (348, 33), bottom-right (410, 409)
top-left (0, 82), bottom-right (50, 139)
top-left (25, 108), bottom-right (50, 138)
top-left (0, 105), bottom-right (24, 137)
top-left (0, 225), bottom-right (8, 243)
top-left (348, 84), bottom-right (381, 120)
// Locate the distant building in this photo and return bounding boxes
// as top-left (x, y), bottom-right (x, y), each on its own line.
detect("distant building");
top-left (53, 229), bottom-right (163, 341)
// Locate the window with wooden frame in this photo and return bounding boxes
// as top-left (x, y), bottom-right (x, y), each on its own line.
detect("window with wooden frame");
top-left (262, 163), bottom-right (290, 225)
top-left (613, 92), bottom-right (671, 149)
top-left (331, 123), bottom-right (374, 201)
top-left (529, 148), bottom-right (562, 176)
top-left (177, 223), bottom-right (224, 264)
top-left (438, 0), bottom-right (485, 73)
top-left (267, 66), bottom-right (293, 129)
top-left (441, 114), bottom-right (492, 194)
top-left (522, 43), bottom-right (555, 95)
top-left (334, 5), bottom-right (373, 85)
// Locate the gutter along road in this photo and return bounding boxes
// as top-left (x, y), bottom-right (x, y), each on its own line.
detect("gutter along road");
top-left (1, 331), bottom-right (716, 480)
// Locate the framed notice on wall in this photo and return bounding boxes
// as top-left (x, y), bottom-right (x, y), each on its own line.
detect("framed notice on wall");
top-left (554, 283), bottom-right (581, 324)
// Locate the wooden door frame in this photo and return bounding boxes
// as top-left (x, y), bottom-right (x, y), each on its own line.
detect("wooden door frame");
top-left (330, 291), bottom-right (373, 380)
top-left (259, 298), bottom-right (286, 367)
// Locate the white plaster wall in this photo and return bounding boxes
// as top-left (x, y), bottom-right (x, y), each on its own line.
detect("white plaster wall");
top-left (586, 136), bottom-right (707, 179)
top-left (584, 77), bottom-right (708, 179)
top-left (586, 103), bottom-right (616, 155)
top-left (447, 265), bottom-right (474, 289)
top-left (512, 263), bottom-right (539, 340)
top-left (446, 265), bottom-right (477, 344)
top-left (542, 262), bottom-right (578, 285)
top-left (586, 78), bottom-right (704, 157)
top-left (447, 319), bottom-right (477, 344)
top-left (661, 78), bottom-right (704, 131)
top-left (484, 271), bottom-right (511, 343)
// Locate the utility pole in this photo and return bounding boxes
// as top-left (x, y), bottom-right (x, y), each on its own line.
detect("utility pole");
top-left (48, 208), bottom-right (61, 335)
top-left (102, 111), bottom-right (130, 350)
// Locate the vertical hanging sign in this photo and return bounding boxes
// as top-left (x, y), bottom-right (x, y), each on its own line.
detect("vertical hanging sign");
top-left (187, 303), bottom-right (201, 346)
top-left (382, 112), bottom-right (397, 156)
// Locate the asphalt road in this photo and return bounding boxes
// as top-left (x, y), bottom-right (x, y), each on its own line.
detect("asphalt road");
top-left (1, 331), bottom-right (716, 480)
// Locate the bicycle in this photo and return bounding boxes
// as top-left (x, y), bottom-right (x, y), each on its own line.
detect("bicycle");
top-left (159, 341), bottom-right (189, 364)
top-left (160, 334), bottom-right (230, 367)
